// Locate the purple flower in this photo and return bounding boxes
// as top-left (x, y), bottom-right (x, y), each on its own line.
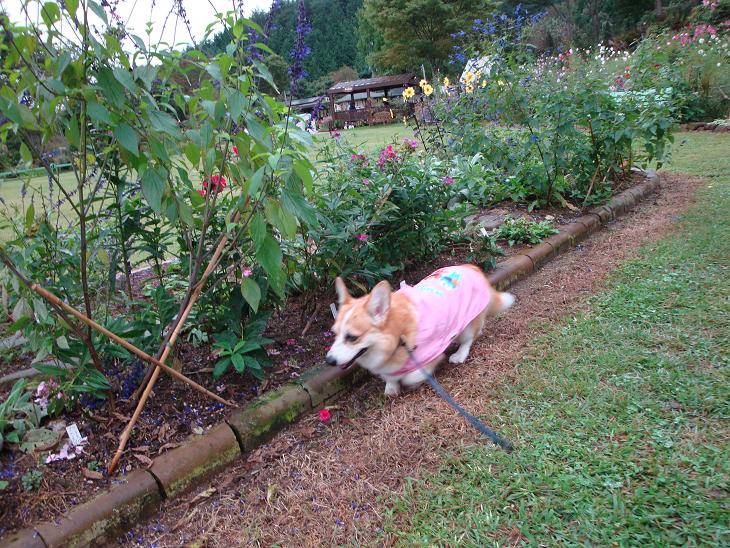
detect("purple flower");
top-left (443, 176), bottom-right (454, 185)
top-left (362, 178), bottom-right (370, 186)
top-left (355, 233), bottom-right (368, 242)
top-left (288, 0), bottom-right (313, 96)
top-left (530, 134), bottom-right (539, 143)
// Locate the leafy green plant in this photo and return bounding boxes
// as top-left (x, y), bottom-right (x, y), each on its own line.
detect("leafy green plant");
top-left (464, 232), bottom-right (505, 271)
top-left (495, 217), bottom-right (558, 247)
top-left (212, 313), bottom-right (273, 379)
top-left (0, 379), bottom-right (57, 453)
top-left (21, 469), bottom-right (43, 492)
top-left (0, 2), bottom-right (317, 397)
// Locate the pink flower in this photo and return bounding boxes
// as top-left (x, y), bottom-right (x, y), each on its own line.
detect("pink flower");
top-left (319, 409), bottom-right (331, 421)
top-left (403, 138), bottom-right (418, 150)
top-left (197, 189), bottom-right (206, 197)
top-left (362, 178), bottom-right (370, 186)
top-left (286, 338), bottom-right (297, 346)
top-left (332, 130), bottom-right (341, 139)
top-left (443, 176), bottom-right (454, 185)
top-left (355, 233), bottom-right (368, 242)
top-left (242, 268), bottom-right (252, 277)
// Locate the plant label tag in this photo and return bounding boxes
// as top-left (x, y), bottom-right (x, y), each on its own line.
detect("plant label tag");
top-left (329, 303), bottom-right (337, 319)
top-left (480, 227), bottom-right (488, 236)
top-left (66, 423), bottom-right (83, 446)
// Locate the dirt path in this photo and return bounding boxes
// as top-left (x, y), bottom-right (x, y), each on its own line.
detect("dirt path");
top-left (122, 173), bottom-right (703, 547)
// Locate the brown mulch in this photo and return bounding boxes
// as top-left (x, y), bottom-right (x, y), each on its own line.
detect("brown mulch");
top-left (113, 173), bottom-right (703, 547)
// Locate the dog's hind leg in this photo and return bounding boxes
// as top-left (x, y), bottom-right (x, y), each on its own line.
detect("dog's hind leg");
top-left (449, 310), bottom-right (486, 364)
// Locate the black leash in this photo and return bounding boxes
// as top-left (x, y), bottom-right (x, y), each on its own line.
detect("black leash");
top-left (399, 336), bottom-right (514, 452)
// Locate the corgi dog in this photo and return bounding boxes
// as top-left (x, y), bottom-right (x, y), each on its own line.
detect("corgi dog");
top-left (325, 265), bottom-right (515, 396)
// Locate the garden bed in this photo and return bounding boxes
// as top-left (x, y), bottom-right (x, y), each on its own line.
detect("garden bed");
top-left (0, 173), bottom-right (644, 537)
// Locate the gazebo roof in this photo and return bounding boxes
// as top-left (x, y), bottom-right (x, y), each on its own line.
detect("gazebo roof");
top-left (328, 73), bottom-right (417, 94)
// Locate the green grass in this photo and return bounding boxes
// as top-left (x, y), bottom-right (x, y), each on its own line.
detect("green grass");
top-left (312, 123), bottom-right (414, 153)
top-left (386, 132), bottom-right (730, 546)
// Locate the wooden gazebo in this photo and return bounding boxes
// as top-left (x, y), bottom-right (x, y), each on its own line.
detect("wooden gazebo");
top-left (327, 73), bottom-right (419, 126)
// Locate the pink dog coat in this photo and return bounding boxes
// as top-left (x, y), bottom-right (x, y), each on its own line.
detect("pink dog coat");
top-left (392, 266), bottom-right (491, 376)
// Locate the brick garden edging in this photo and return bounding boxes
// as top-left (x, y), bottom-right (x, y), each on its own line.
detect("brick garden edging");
top-left (1, 171), bottom-right (660, 547)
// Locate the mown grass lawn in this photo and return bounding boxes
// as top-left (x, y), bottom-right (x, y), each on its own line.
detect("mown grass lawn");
top-left (386, 132), bottom-right (730, 545)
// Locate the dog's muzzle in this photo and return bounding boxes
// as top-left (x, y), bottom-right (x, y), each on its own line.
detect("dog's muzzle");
top-left (327, 347), bottom-right (368, 370)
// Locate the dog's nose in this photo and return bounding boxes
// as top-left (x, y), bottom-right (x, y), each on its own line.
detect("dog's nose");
top-left (325, 354), bottom-right (337, 366)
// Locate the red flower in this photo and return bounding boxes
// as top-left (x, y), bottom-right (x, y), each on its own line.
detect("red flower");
top-left (202, 174), bottom-right (227, 194)
top-left (319, 409), bottom-right (331, 421)
top-left (232, 145), bottom-right (239, 156)
top-left (654, 63), bottom-right (661, 68)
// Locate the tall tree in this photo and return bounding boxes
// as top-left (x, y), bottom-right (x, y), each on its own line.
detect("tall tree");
top-left (360, 0), bottom-right (495, 75)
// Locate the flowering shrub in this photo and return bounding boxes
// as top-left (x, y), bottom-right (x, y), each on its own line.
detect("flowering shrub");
top-left (293, 138), bottom-right (467, 292)
top-left (436, 7), bottom-right (679, 206)
top-left (0, 4), bottom-right (316, 404)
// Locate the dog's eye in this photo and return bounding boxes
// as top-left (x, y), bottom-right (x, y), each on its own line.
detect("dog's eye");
top-left (345, 333), bottom-right (359, 343)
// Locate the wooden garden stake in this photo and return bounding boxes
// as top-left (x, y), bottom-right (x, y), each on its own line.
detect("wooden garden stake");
top-left (0, 251), bottom-right (233, 408)
top-left (107, 223), bottom-right (236, 474)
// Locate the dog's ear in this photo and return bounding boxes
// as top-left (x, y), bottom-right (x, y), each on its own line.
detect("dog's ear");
top-left (367, 281), bottom-right (392, 324)
top-left (335, 277), bottom-right (351, 306)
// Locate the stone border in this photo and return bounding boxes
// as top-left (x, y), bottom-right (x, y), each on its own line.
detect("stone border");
top-left (1, 172), bottom-right (660, 547)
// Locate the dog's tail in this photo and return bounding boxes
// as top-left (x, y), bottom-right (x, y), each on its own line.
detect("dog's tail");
top-left (494, 290), bottom-right (516, 314)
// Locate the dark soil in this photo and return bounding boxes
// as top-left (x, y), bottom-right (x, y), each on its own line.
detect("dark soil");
top-left (0, 174), bottom-right (638, 538)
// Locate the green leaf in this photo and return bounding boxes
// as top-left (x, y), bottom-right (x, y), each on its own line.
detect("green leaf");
top-left (24, 204), bottom-right (35, 233)
top-left (213, 358), bottom-right (231, 378)
top-left (65, 114), bottom-right (80, 148)
top-left (87, 102), bottom-right (112, 125)
top-left (256, 234), bottom-right (285, 297)
top-left (281, 183), bottom-right (318, 227)
top-left (41, 2), bottom-right (61, 27)
top-left (184, 143), bottom-right (200, 166)
top-left (19, 142), bottom-right (32, 164)
top-left (88, 0), bottom-right (108, 24)
top-left (140, 166), bottom-right (166, 212)
top-left (65, 0), bottom-right (79, 17)
top-left (231, 353), bottom-right (245, 373)
top-left (241, 277), bottom-right (261, 313)
top-left (264, 198), bottom-right (297, 238)
top-left (248, 166), bottom-right (266, 197)
top-left (113, 67), bottom-right (137, 93)
top-left (148, 109), bottom-right (181, 138)
top-left (227, 89), bottom-right (245, 120)
top-left (114, 123), bottom-right (139, 156)
top-left (249, 212), bottom-right (266, 251)
top-left (19, 428), bottom-right (60, 453)
top-left (293, 159), bottom-right (314, 193)
top-left (178, 199), bottom-right (194, 227)
top-left (96, 68), bottom-right (125, 105)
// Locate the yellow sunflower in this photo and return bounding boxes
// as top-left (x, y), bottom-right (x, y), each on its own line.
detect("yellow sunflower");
top-left (465, 84), bottom-right (475, 94)
top-left (419, 78), bottom-right (428, 89)
top-left (402, 86), bottom-right (416, 99)
top-left (422, 83), bottom-right (434, 96)
top-left (443, 76), bottom-right (450, 87)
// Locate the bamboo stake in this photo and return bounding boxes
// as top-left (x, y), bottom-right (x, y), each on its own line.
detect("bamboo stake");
top-left (28, 284), bottom-right (234, 408)
top-left (107, 221), bottom-right (236, 474)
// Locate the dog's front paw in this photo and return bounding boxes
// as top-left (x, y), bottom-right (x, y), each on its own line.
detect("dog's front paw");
top-left (384, 382), bottom-right (400, 397)
top-left (448, 351), bottom-right (467, 364)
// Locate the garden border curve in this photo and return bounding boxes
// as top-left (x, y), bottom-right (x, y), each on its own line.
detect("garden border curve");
top-left (0, 171), bottom-right (660, 548)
